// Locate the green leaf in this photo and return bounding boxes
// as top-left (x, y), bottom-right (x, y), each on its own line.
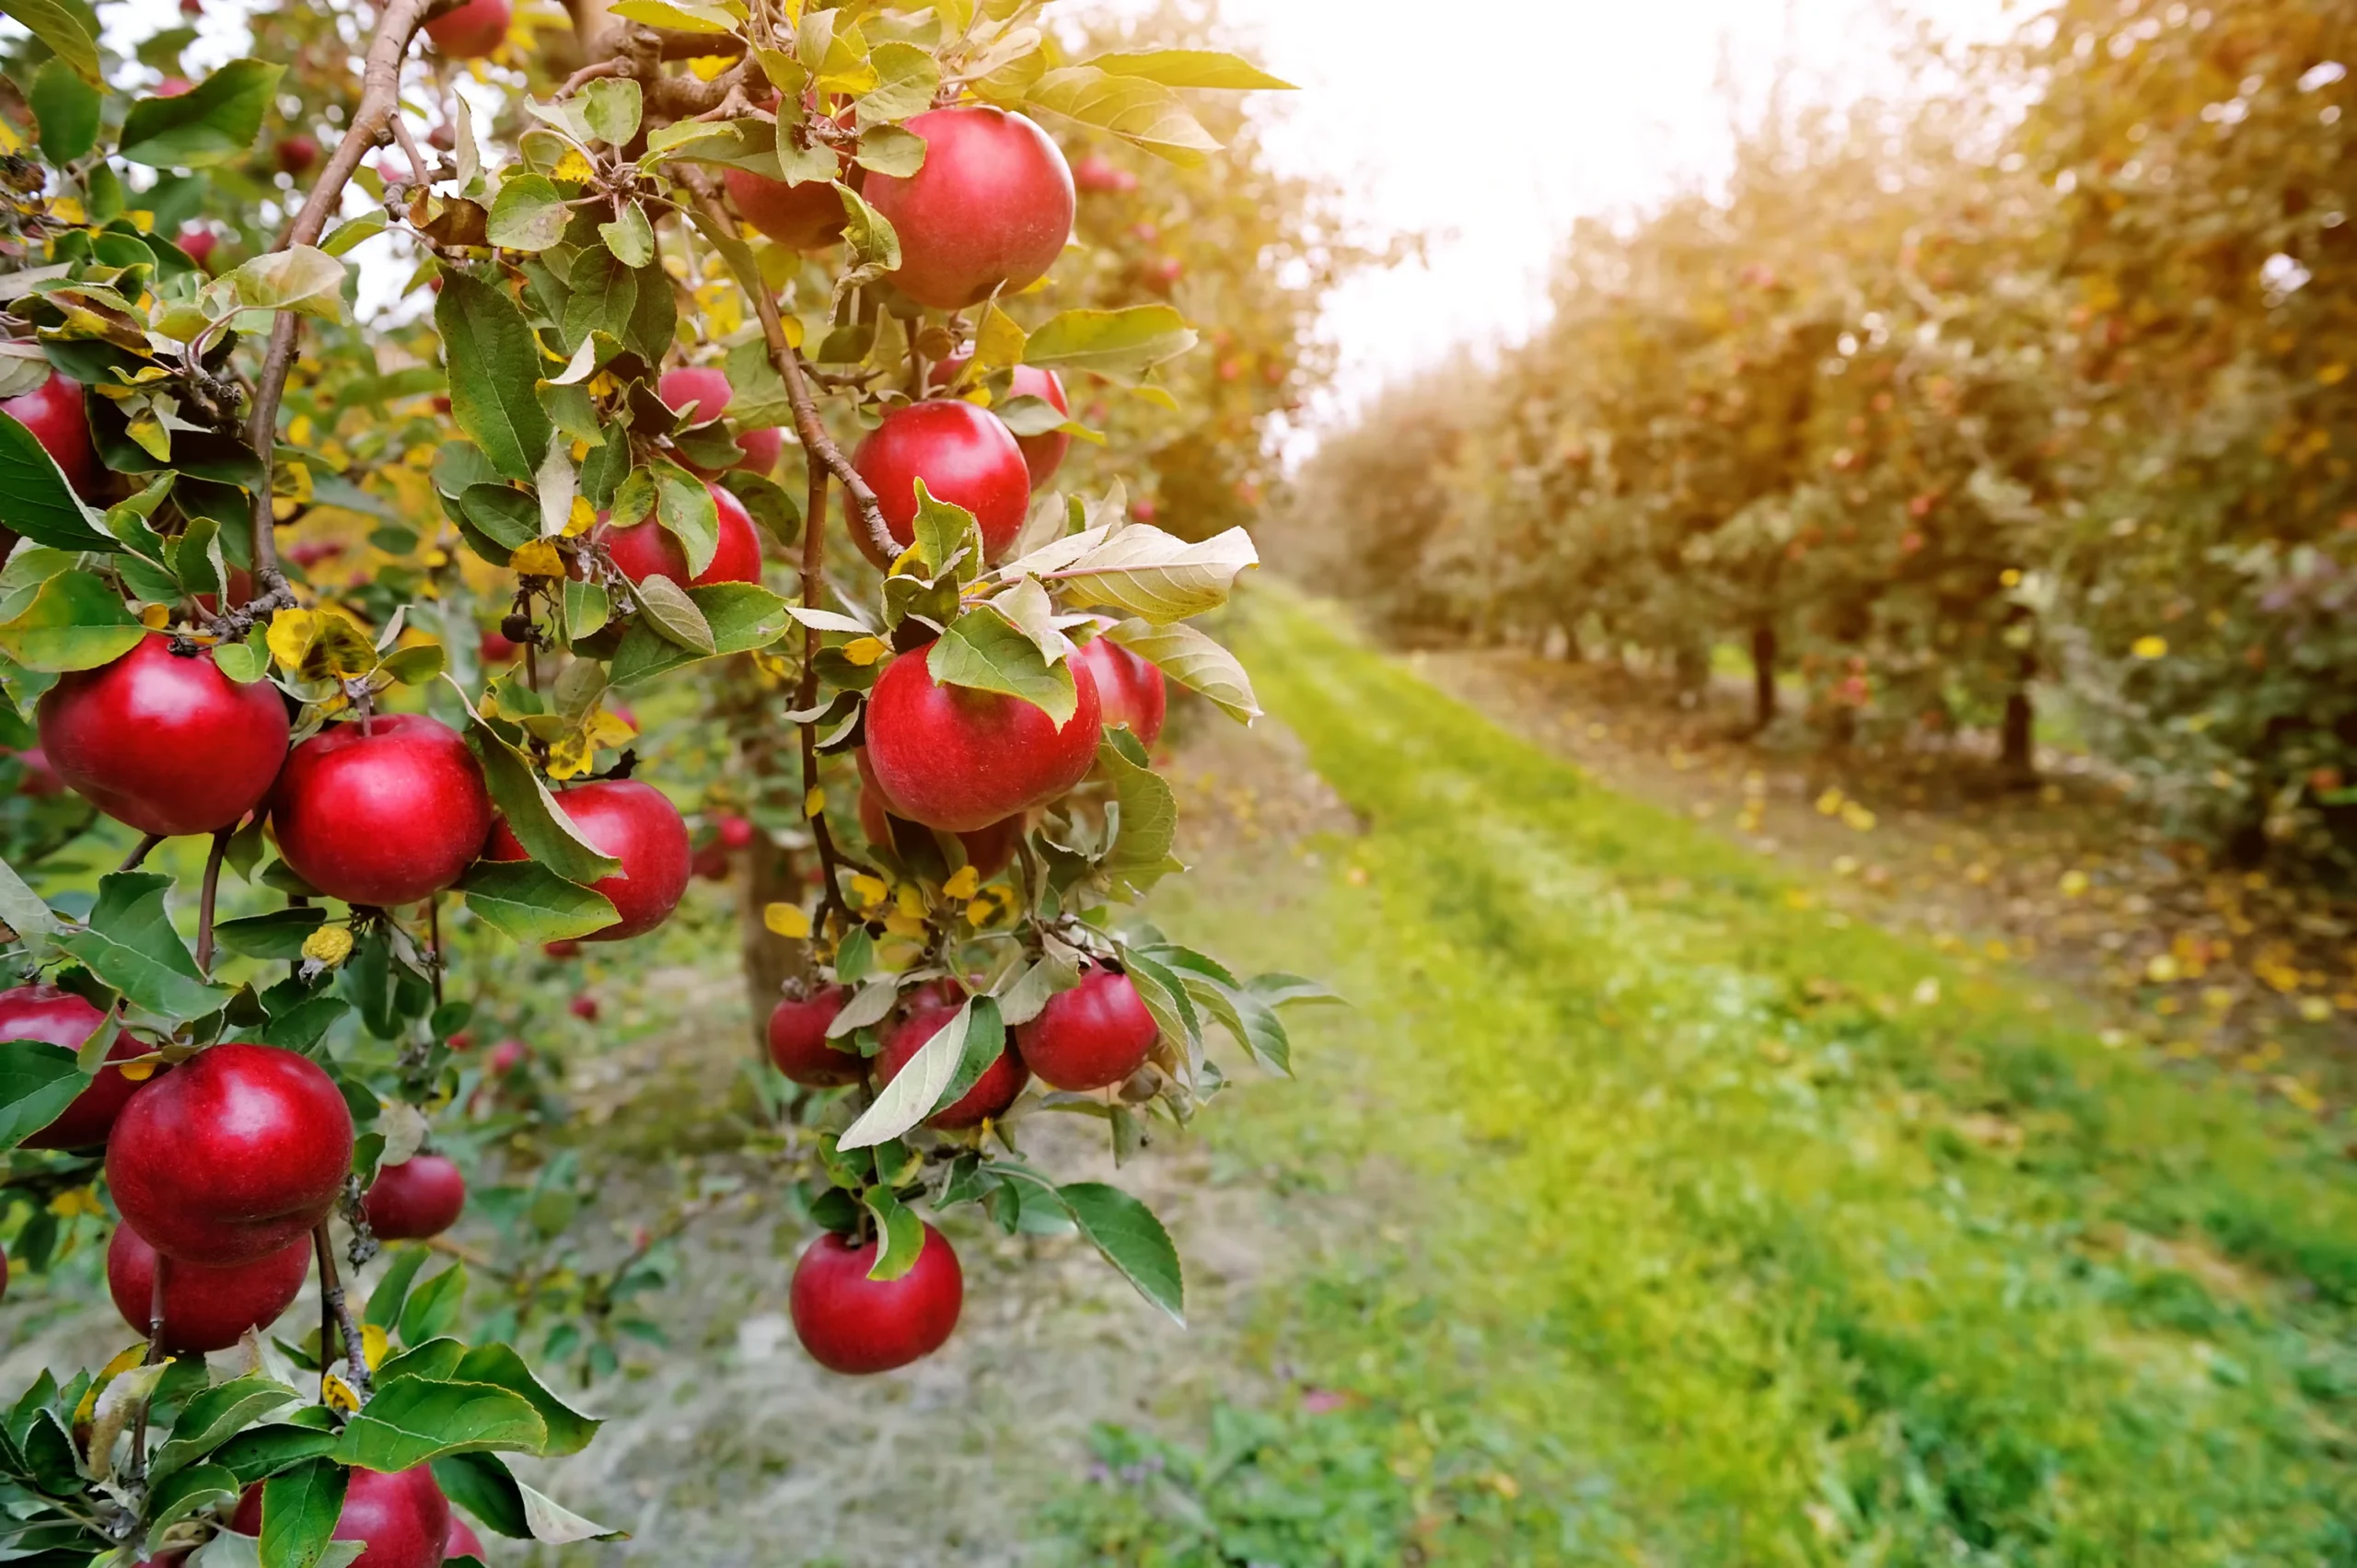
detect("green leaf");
top-left (435, 272), bottom-right (554, 485)
top-left (581, 76), bottom-right (644, 146)
top-left (1022, 306), bottom-right (1198, 384)
top-left (319, 210), bottom-right (388, 258)
top-left (210, 1421), bottom-right (339, 1486)
top-left (29, 58), bottom-right (100, 162)
top-left (561, 578), bottom-right (610, 642)
top-left (1031, 524), bottom-right (1256, 622)
top-left (632, 574), bottom-right (716, 654)
top-left (839, 996), bottom-right (1006, 1149)
top-left (146, 1460), bottom-right (242, 1549)
top-left (1059, 1181), bottom-right (1184, 1325)
top-left (1082, 48), bottom-right (1296, 90)
top-left (651, 458), bottom-right (719, 576)
top-left (452, 1343), bottom-right (600, 1457)
top-left (862, 1186), bottom-right (927, 1282)
top-left (119, 59), bottom-right (285, 168)
top-left (258, 1456), bottom-right (346, 1568)
top-left (458, 484), bottom-right (540, 551)
top-left (910, 478), bottom-right (981, 579)
top-left (0, 853), bottom-right (58, 939)
top-left (853, 123), bottom-right (926, 177)
top-left (458, 860), bottom-right (619, 944)
top-left (856, 41), bottom-right (941, 126)
top-left (397, 1262), bottom-right (467, 1345)
top-left (1023, 66), bottom-right (1219, 167)
top-left (330, 1378), bottom-right (547, 1470)
top-left (52, 872), bottom-right (229, 1021)
top-left (365, 1248), bottom-right (431, 1331)
top-left (927, 607), bottom-right (1078, 725)
top-left (0, 413), bottom-right (110, 552)
top-left (216, 246), bottom-right (345, 320)
top-left (598, 202), bottom-right (656, 268)
top-left (372, 1337), bottom-right (465, 1386)
top-left (460, 715), bottom-right (622, 883)
top-left (0, 0), bottom-right (99, 81)
top-left (1095, 734), bottom-right (1180, 894)
top-left (608, 0), bottom-right (734, 30)
top-left (1106, 618), bottom-right (1260, 723)
top-left (211, 907), bottom-right (329, 960)
top-left (0, 1040), bottom-right (88, 1155)
top-left (486, 174), bottom-right (571, 252)
top-left (608, 582), bottom-right (790, 685)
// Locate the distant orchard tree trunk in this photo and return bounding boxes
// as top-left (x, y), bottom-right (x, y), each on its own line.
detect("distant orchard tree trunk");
top-left (1750, 624), bottom-right (1778, 731)
top-left (737, 833), bottom-right (807, 1055)
top-left (2001, 688), bottom-right (2037, 784)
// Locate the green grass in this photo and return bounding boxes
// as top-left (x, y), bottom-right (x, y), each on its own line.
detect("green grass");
top-left (1047, 589), bottom-right (2357, 1566)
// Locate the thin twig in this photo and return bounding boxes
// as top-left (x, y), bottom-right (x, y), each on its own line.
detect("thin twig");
top-left (427, 896), bottom-right (445, 1009)
top-left (312, 1223), bottom-right (373, 1403)
top-left (795, 466), bottom-right (860, 935)
top-left (117, 833), bottom-right (164, 873)
top-left (390, 117), bottom-right (435, 186)
top-left (124, 1256), bottom-right (168, 1482)
top-left (192, 827), bottom-right (231, 975)
top-left (247, 0), bottom-right (445, 578)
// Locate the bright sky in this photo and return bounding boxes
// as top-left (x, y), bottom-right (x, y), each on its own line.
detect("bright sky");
top-left (1178, 0), bottom-right (2026, 435)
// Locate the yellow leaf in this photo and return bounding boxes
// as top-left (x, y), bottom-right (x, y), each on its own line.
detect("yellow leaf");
top-left (842, 636), bottom-right (889, 666)
top-left (509, 540), bottom-right (563, 577)
top-left (1814, 788), bottom-right (1844, 816)
top-left (2057, 869), bottom-right (2089, 897)
top-left (942, 865), bottom-right (981, 900)
top-left (587, 708), bottom-right (636, 745)
top-left (552, 148), bottom-right (596, 183)
top-left (805, 786), bottom-right (827, 819)
top-left (321, 1371), bottom-right (361, 1413)
top-left (2131, 635), bottom-right (2167, 660)
top-left (2320, 363), bottom-right (2349, 386)
top-left (848, 873), bottom-right (887, 907)
top-left (49, 1185), bottom-right (105, 1219)
top-left (48, 196), bottom-right (85, 225)
top-left (687, 53), bottom-right (734, 80)
top-left (138, 603), bottom-right (170, 630)
top-left (302, 925), bottom-right (355, 967)
top-left (545, 731), bottom-right (594, 781)
top-left (882, 910), bottom-right (927, 938)
top-left (2144, 953), bottom-right (2180, 983)
top-left (565, 494), bottom-right (598, 537)
top-left (763, 902), bottom-right (812, 937)
top-left (118, 1057), bottom-right (157, 1082)
top-left (894, 881), bottom-right (925, 917)
top-left (288, 413), bottom-right (313, 446)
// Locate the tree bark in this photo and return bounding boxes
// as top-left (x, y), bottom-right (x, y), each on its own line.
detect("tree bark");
top-left (736, 831), bottom-right (806, 1054)
top-left (2001, 687), bottom-right (2037, 785)
top-left (1750, 623), bottom-right (1778, 731)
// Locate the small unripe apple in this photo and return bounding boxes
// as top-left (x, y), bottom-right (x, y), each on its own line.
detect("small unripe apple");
top-left (106, 1224), bottom-right (310, 1353)
top-left (855, 778), bottom-right (1019, 877)
top-left (599, 482), bottom-right (764, 587)
top-left (424, 0), bottom-right (510, 57)
top-left (177, 225), bottom-right (217, 269)
top-left (864, 647), bottom-right (1100, 832)
top-left (862, 106), bottom-right (1074, 309)
top-left (725, 165), bottom-right (849, 250)
top-left (38, 635), bottom-right (289, 838)
top-left (790, 1223), bottom-right (963, 1374)
top-left (0, 984), bottom-right (148, 1151)
top-left (930, 357), bottom-right (1071, 487)
top-left (363, 1154), bottom-right (467, 1240)
top-left (876, 999), bottom-right (1028, 1127)
top-left (484, 779), bottom-right (691, 942)
top-left (2, 369), bottom-right (99, 494)
top-left (275, 134), bottom-right (319, 175)
top-left (1014, 963), bottom-right (1159, 1091)
top-left (232, 1466), bottom-right (451, 1568)
top-left (271, 714), bottom-right (492, 908)
top-left (107, 1042), bottom-right (354, 1266)
top-left (766, 986), bottom-right (862, 1086)
top-left (1072, 631), bottom-right (1167, 748)
top-left (850, 401), bottom-right (1031, 570)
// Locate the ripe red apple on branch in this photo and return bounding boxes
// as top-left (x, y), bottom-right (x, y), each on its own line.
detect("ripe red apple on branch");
top-left (876, 997), bottom-right (1028, 1128)
top-left (107, 1225), bottom-right (311, 1354)
top-left (851, 400), bottom-right (1034, 569)
top-left (790, 1224), bottom-right (964, 1374)
top-left (598, 483), bottom-right (766, 587)
top-left (0, 984), bottom-right (148, 1151)
top-left (863, 106), bottom-right (1075, 309)
top-left (863, 648), bottom-right (1102, 832)
top-left (231, 1466), bottom-right (451, 1568)
top-left (1, 369), bottom-right (99, 494)
top-left (363, 1154), bottom-right (468, 1240)
top-left (484, 779), bottom-right (692, 941)
top-left (767, 985), bottom-right (862, 1086)
top-left (271, 714), bottom-right (493, 907)
top-left (38, 635), bottom-right (289, 838)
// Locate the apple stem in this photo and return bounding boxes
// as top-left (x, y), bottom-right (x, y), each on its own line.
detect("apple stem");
top-left (312, 1224), bottom-right (373, 1405)
top-left (124, 1257), bottom-right (168, 1485)
top-left (193, 828), bottom-right (231, 976)
top-left (116, 833), bottom-right (164, 873)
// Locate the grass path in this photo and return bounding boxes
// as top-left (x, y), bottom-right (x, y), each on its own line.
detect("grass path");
top-left (1062, 590), bottom-right (2357, 1564)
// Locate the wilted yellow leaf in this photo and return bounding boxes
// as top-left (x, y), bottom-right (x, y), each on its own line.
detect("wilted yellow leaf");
top-left (2131, 634), bottom-right (2167, 660)
top-left (509, 540), bottom-right (563, 577)
top-left (842, 636), bottom-right (889, 666)
top-left (763, 902), bottom-right (812, 938)
top-left (942, 865), bottom-right (981, 900)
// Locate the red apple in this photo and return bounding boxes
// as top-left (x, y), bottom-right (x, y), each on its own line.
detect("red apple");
top-left (599, 483), bottom-right (764, 587)
top-left (657, 366), bottom-right (731, 426)
top-left (38, 634), bottom-right (288, 838)
top-left (931, 357), bottom-right (1071, 487)
top-left (482, 779), bottom-right (691, 942)
top-left (862, 106), bottom-right (1074, 309)
top-left (789, 1224), bottom-right (962, 1374)
top-left (284, 538), bottom-right (344, 568)
top-left (864, 646), bottom-right (1100, 832)
top-left (725, 164), bottom-right (849, 250)
top-left (363, 1154), bottom-right (466, 1240)
top-left (1143, 255), bottom-right (1184, 294)
top-left (1130, 497), bottom-right (1159, 525)
top-left (447, 1518), bottom-right (485, 1562)
top-left (766, 986), bottom-right (862, 1086)
top-left (855, 780), bottom-right (1019, 877)
top-left (177, 226), bottom-right (217, 269)
top-left (9, 745), bottom-right (64, 796)
top-left (231, 1466), bottom-right (451, 1568)
top-left (1073, 631), bottom-right (1167, 748)
top-left (1014, 962), bottom-right (1159, 1092)
top-left (2, 369), bottom-right (99, 494)
top-left (1071, 152), bottom-right (1133, 195)
top-left (849, 401), bottom-right (1031, 570)
top-left (570, 995), bottom-right (598, 1021)
top-left (487, 1039), bottom-right (528, 1075)
top-left (106, 1224), bottom-right (310, 1353)
top-left (875, 997), bottom-right (1028, 1128)
top-left (540, 938), bottom-right (580, 959)
top-left (272, 714), bottom-right (492, 908)
top-left (0, 984), bottom-right (149, 1151)
top-left (715, 813), bottom-right (756, 851)
top-left (733, 425), bottom-right (784, 475)
top-left (479, 626), bottom-right (518, 664)
top-left (106, 1042), bottom-right (354, 1266)
top-left (691, 842), bottom-right (731, 881)
top-left (275, 134), bottom-right (319, 175)
top-left (424, 0), bottom-right (509, 57)
top-left (155, 75), bottom-right (192, 98)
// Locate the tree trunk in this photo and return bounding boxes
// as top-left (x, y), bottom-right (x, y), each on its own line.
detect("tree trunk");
top-left (2000, 688), bottom-right (2037, 784)
top-left (736, 831), bottom-right (807, 1057)
top-left (1750, 623), bottom-right (1778, 732)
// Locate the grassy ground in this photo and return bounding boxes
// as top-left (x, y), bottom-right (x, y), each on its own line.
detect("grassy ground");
top-left (1048, 588), bottom-right (2357, 1565)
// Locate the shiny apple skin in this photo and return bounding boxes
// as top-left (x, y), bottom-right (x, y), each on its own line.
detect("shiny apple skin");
top-left (932, 357), bottom-right (1072, 487)
top-left (106, 1042), bottom-right (355, 1266)
top-left (2, 369), bottom-right (99, 495)
top-left (37, 635), bottom-right (290, 837)
top-left (863, 107), bottom-right (1074, 309)
top-left (790, 1224), bottom-right (963, 1374)
top-left (1014, 962), bottom-right (1161, 1092)
top-left (850, 401), bottom-right (1032, 571)
top-left (363, 1154), bottom-right (468, 1240)
top-left (766, 987), bottom-right (863, 1087)
top-left (107, 1224), bottom-right (311, 1353)
top-left (424, 0), bottom-right (508, 57)
top-left (1074, 632), bottom-right (1168, 748)
top-left (598, 483), bottom-right (765, 587)
top-left (864, 647), bottom-right (1100, 832)
top-left (271, 714), bottom-right (492, 909)
top-left (482, 779), bottom-right (691, 941)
